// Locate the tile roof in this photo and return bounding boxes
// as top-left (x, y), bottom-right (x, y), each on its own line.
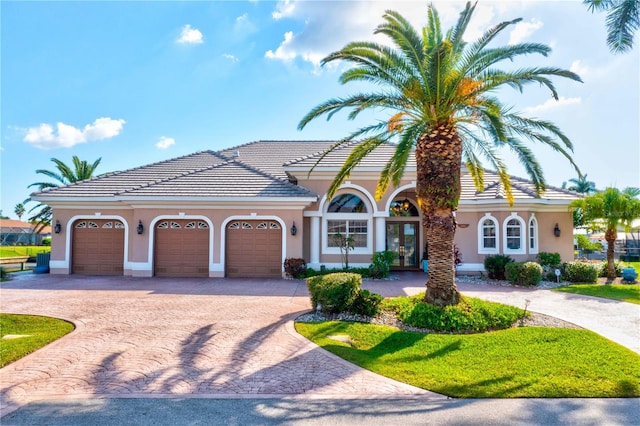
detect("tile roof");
top-left (32, 140), bottom-right (580, 202)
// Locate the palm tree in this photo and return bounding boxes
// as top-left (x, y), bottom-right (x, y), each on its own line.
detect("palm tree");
top-left (27, 156), bottom-right (102, 232)
top-left (14, 203), bottom-right (25, 221)
top-left (570, 187), bottom-right (640, 279)
top-left (299, 2), bottom-right (581, 306)
top-left (567, 174), bottom-right (597, 194)
top-left (584, 0), bottom-right (639, 53)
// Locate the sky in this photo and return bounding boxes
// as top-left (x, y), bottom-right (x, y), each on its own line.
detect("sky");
top-left (1, 0), bottom-right (639, 220)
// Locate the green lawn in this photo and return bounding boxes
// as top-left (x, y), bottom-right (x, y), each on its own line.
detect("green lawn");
top-left (553, 284), bottom-right (640, 304)
top-left (0, 314), bottom-right (74, 367)
top-left (0, 246), bottom-right (50, 258)
top-left (623, 261), bottom-right (640, 273)
top-left (296, 321), bottom-right (640, 398)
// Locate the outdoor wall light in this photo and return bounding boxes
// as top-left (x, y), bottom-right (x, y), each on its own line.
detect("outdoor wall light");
top-left (137, 220), bottom-right (144, 235)
top-left (402, 198), bottom-right (411, 210)
top-left (54, 221), bottom-right (61, 234)
top-left (553, 223), bottom-right (561, 237)
top-left (290, 222), bottom-right (297, 236)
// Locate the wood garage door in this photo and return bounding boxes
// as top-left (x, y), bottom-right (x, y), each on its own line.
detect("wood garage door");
top-left (72, 220), bottom-right (125, 275)
top-left (155, 220), bottom-right (209, 277)
top-left (226, 220), bottom-right (282, 278)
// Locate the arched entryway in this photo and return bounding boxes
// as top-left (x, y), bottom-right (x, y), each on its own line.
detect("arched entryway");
top-left (386, 198), bottom-right (421, 270)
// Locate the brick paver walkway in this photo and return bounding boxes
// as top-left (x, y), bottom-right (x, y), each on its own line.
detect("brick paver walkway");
top-left (1, 274), bottom-right (436, 415)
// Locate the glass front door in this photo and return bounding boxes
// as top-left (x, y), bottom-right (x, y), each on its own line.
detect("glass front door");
top-left (386, 222), bottom-right (419, 269)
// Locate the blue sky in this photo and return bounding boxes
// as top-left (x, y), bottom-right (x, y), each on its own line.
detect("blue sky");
top-left (1, 0), bottom-right (638, 220)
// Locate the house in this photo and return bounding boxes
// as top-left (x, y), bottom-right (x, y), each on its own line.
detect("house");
top-left (31, 140), bottom-right (581, 277)
top-left (0, 219), bottom-right (52, 246)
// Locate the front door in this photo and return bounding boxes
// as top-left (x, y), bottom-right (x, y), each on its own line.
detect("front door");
top-left (386, 222), bottom-right (419, 270)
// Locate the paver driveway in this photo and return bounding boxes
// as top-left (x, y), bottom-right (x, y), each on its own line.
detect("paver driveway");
top-left (1, 274), bottom-right (436, 414)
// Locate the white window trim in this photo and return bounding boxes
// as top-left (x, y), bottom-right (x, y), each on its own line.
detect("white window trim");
top-left (528, 214), bottom-right (539, 254)
top-left (322, 192), bottom-right (373, 255)
top-left (503, 213), bottom-right (526, 255)
top-left (478, 213), bottom-right (499, 254)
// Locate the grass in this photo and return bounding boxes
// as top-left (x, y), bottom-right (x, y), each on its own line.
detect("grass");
top-left (553, 284), bottom-right (640, 304)
top-left (0, 246), bottom-right (50, 258)
top-left (623, 261), bottom-right (640, 273)
top-left (0, 313), bottom-right (74, 367)
top-left (296, 321), bottom-right (640, 398)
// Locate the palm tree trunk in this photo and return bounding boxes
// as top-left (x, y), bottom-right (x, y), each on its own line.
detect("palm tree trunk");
top-left (416, 124), bottom-right (462, 306)
top-left (605, 227), bottom-right (617, 281)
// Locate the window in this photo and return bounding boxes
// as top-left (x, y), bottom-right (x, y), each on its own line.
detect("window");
top-left (478, 214), bottom-right (499, 254)
top-left (529, 215), bottom-right (538, 254)
top-left (327, 219), bottom-right (367, 248)
top-left (503, 213), bottom-right (525, 254)
top-left (323, 193), bottom-right (372, 254)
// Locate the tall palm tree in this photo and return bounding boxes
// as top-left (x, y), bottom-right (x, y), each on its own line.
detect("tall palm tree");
top-left (570, 187), bottom-right (640, 280)
top-left (14, 203), bottom-right (26, 221)
top-left (299, 2), bottom-right (581, 306)
top-left (584, 0), bottom-right (639, 53)
top-left (27, 156), bottom-right (102, 232)
top-left (567, 174), bottom-right (597, 194)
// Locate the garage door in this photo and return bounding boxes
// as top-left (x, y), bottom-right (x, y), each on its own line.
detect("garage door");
top-left (226, 220), bottom-right (282, 278)
top-left (154, 220), bottom-right (209, 277)
top-left (72, 220), bottom-right (125, 275)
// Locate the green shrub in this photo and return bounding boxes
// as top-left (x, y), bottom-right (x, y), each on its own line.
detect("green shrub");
top-left (599, 261), bottom-right (623, 278)
top-left (368, 251), bottom-right (396, 279)
top-left (284, 258), bottom-right (307, 279)
top-left (306, 273), bottom-right (361, 314)
top-left (383, 294), bottom-right (524, 333)
top-left (483, 255), bottom-right (513, 280)
top-left (41, 238), bottom-right (51, 246)
top-left (349, 289), bottom-right (383, 317)
top-left (563, 261), bottom-right (599, 283)
top-left (536, 252), bottom-right (561, 268)
top-left (505, 262), bottom-right (543, 287)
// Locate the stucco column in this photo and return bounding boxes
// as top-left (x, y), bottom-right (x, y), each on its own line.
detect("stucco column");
top-left (310, 216), bottom-right (320, 265)
top-left (375, 216), bottom-right (386, 252)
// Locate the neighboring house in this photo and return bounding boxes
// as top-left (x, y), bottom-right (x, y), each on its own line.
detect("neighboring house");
top-left (31, 140), bottom-right (581, 277)
top-left (0, 219), bottom-right (52, 246)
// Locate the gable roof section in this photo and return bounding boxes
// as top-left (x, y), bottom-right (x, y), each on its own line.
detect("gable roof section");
top-left (283, 141), bottom-right (417, 171)
top-left (218, 140), bottom-right (336, 179)
top-left (121, 160), bottom-right (316, 198)
top-left (31, 140), bottom-right (580, 203)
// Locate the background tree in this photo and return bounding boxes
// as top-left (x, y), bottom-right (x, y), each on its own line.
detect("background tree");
top-left (26, 156), bottom-right (102, 232)
top-left (584, 0), bottom-right (639, 53)
top-left (570, 187), bottom-right (640, 279)
top-left (14, 203), bottom-right (26, 221)
top-left (567, 174), bottom-right (597, 194)
top-left (299, 2), bottom-right (581, 306)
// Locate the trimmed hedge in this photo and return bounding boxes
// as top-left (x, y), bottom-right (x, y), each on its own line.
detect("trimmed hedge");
top-left (306, 272), bottom-right (382, 316)
top-left (484, 255), bottom-right (513, 279)
top-left (505, 261), bottom-right (543, 287)
top-left (562, 261), bottom-right (599, 283)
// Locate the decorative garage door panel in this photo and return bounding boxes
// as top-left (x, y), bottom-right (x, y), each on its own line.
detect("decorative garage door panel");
top-left (72, 220), bottom-right (125, 275)
top-left (226, 221), bottom-right (282, 278)
top-left (155, 220), bottom-right (209, 278)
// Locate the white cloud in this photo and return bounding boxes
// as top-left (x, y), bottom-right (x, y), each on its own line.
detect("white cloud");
top-left (234, 13), bottom-right (257, 37)
top-left (155, 136), bottom-right (175, 150)
top-left (524, 96), bottom-right (582, 114)
top-left (23, 117), bottom-right (125, 149)
top-left (264, 1), bottom-right (528, 69)
top-left (508, 18), bottom-right (543, 45)
top-left (222, 53), bottom-right (239, 62)
top-left (570, 60), bottom-right (588, 75)
top-left (177, 24), bottom-right (203, 44)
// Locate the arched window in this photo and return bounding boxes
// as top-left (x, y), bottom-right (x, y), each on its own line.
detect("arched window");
top-left (478, 214), bottom-right (499, 254)
top-left (323, 193), bottom-right (371, 254)
top-left (529, 215), bottom-right (539, 254)
top-left (503, 213), bottom-right (526, 255)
